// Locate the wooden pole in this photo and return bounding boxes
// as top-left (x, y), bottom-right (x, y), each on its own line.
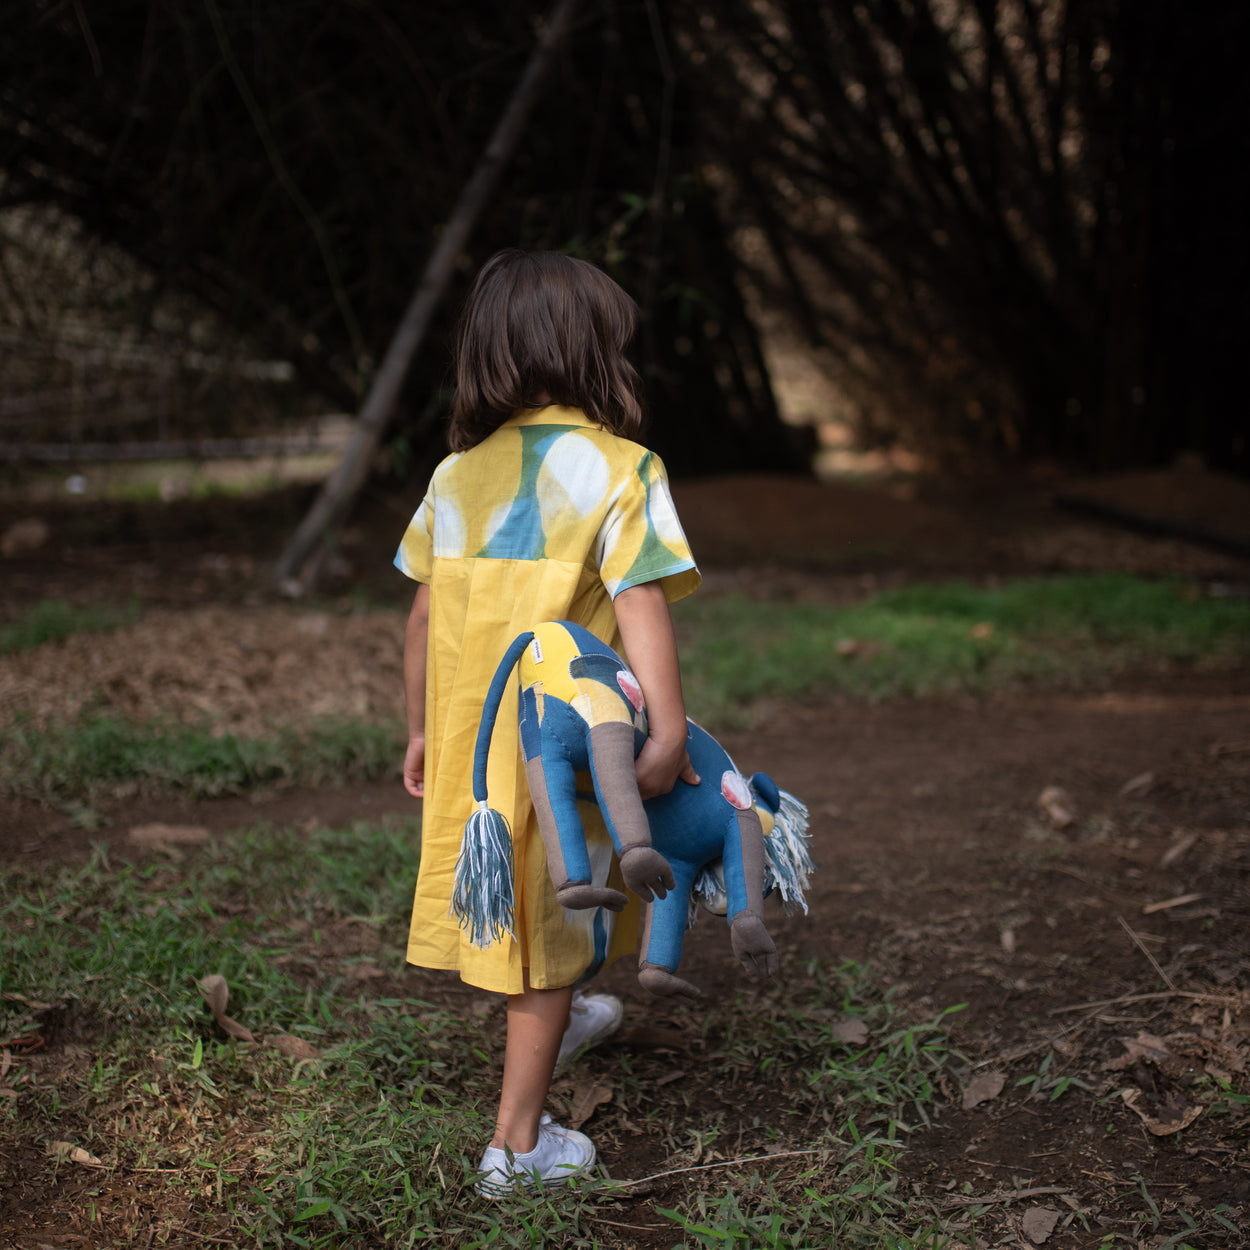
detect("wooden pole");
top-left (272, 0), bottom-right (584, 592)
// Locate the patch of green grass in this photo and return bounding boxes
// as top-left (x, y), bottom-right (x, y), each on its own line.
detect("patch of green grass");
top-left (674, 574), bottom-right (1250, 723)
top-left (657, 1147), bottom-right (959, 1249)
top-left (0, 597), bottom-right (141, 654)
top-left (0, 714), bottom-right (401, 803)
top-left (0, 824), bottom-right (415, 1025)
top-left (1, 822), bottom-right (975, 1248)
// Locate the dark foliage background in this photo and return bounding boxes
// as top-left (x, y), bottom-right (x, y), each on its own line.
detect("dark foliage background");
top-left (1, 0), bottom-right (1245, 480)
top-left (675, 0), bottom-right (1249, 474)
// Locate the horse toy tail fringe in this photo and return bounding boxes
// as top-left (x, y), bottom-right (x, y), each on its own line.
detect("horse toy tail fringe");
top-left (450, 631), bottom-right (535, 947)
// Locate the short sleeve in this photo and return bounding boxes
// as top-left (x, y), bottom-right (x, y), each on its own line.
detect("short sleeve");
top-left (394, 488), bottom-right (435, 583)
top-left (597, 451), bottom-right (700, 602)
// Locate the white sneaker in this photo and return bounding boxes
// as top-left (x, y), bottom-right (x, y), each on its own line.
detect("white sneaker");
top-left (475, 1114), bottom-right (596, 1197)
top-left (554, 991), bottom-right (624, 1076)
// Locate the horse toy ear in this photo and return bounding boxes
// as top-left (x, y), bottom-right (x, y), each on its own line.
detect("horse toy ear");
top-left (748, 772), bottom-right (781, 814)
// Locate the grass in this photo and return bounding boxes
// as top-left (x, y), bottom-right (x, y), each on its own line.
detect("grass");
top-left (674, 573), bottom-right (1250, 723)
top-left (1, 821), bottom-right (972, 1248)
top-left (0, 597), bottom-right (140, 654)
top-left (0, 714), bottom-right (401, 805)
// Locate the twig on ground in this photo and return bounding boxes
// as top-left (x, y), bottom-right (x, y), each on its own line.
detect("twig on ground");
top-left (587, 1218), bottom-right (670, 1231)
top-left (1051, 990), bottom-right (1243, 1016)
top-left (1117, 914), bottom-right (1177, 991)
top-left (1142, 893), bottom-right (1205, 914)
top-left (613, 1148), bottom-right (819, 1189)
top-left (941, 1184), bottom-right (1073, 1210)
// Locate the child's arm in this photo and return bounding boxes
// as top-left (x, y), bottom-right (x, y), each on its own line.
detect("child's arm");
top-left (403, 583), bottom-right (430, 798)
top-left (614, 582), bottom-right (700, 799)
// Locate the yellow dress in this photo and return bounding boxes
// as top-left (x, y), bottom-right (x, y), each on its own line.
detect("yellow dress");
top-left (394, 406), bottom-right (700, 994)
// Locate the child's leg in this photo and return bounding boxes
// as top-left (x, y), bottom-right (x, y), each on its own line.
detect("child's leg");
top-left (491, 977), bottom-right (574, 1154)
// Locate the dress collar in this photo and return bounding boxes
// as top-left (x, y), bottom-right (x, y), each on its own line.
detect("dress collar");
top-left (506, 405), bottom-right (600, 431)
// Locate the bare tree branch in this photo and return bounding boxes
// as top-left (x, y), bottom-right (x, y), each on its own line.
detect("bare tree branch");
top-left (271, 0), bottom-right (586, 591)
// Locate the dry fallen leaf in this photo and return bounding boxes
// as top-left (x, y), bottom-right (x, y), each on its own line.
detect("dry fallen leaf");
top-left (49, 1141), bottom-right (103, 1167)
top-left (266, 1034), bottom-right (322, 1060)
top-left (961, 1071), bottom-right (1006, 1110)
top-left (196, 974), bottom-right (255, 1042)
top-left (567, 1079), bottom-right (614, 1130)
top-left (1022, 1206), bottom-right (1060, 1244)
top-left (1107, 1032), bottom-right (1173, 1070)
top-left (1135, 1030), bottom-right (1170, 1060)
top-left (1, 992), bottom-right (55, 1010)
top-left (1120, 1087), bottom-right (1202, 1136)
top-left (1038, 786), bottom-right (1076, 829)
top-left (128, 823), bottom-right (211, 850)
top-left (831, 1018), bottom-right (870, 1046)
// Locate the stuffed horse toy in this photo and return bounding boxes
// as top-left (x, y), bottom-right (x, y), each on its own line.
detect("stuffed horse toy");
top-left (452, 620), bottom-right (812, 997)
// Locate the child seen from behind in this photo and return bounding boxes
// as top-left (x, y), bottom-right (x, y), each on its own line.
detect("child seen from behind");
top-left (395, 249), bottom-right (701, 1196)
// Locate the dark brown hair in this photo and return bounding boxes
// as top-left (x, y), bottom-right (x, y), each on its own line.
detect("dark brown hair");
top-left (447, 249), bottom-right (645, 451)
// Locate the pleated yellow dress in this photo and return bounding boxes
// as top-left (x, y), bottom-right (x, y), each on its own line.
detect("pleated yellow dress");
top-left (394, 406), bottom-right (700, 994)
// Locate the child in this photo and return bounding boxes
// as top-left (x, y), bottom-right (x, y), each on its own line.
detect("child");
top-left (394, 249), bottom-right (701, 1196)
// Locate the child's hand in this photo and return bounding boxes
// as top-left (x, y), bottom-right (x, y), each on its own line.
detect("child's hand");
top-left (403, 734), bottom-right (426, 798)
top-left (634, 734), bottom-right (699, 800)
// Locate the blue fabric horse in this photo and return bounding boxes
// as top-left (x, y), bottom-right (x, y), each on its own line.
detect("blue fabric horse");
top-left (453, 620), bottom-right (812, 997)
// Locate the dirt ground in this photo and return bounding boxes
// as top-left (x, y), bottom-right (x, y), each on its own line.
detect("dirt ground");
top-left (1, 467), bottom-right (1248, 1248)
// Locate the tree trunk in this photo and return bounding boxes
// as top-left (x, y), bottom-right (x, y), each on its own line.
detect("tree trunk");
top-left (271, 0), bottom-right (584, 592)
